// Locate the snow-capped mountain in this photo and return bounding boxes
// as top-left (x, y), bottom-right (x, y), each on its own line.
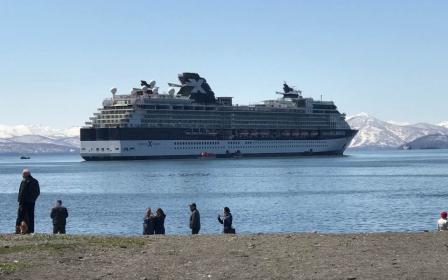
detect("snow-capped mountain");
top-left (2, 118), bottom-right (448, 153)
top-left (0, 124), bottom-right (79, 138)
top-left (439, 121), bottom-right (448, 128)
top-left (0, 124), bottom-right (80, 154)
top-left (401, 134), bottom-right (448, 150)
top-left (347, 113), bottom-right (448, 149)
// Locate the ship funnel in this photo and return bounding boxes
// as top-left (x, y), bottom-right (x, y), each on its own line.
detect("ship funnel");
top-left (176, 73), bottom-right (216, 104)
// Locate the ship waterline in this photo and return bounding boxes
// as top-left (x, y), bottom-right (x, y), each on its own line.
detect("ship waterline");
top-left (80, 73), bottom-right (356, 160)
top-left (80, 137), bottom-right (354, 160)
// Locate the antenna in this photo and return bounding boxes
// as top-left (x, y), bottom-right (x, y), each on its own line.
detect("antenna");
top-left (320, 94), bottom-right (323, 101)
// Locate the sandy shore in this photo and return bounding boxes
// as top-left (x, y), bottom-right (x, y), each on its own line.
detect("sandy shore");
top-left (1, 232), bottom-right (447, 279)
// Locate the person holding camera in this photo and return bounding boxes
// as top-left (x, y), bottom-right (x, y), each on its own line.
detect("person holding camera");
top-left (218, 207), bottom-right (235, 234)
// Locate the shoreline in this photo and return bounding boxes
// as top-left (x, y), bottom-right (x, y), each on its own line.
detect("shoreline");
top-left (2, 232), bottom-right (448, 279)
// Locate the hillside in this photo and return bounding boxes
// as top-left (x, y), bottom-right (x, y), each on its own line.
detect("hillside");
top-left (0, 125), bottom-right (80, 154)
top-left (347, 113), bottom-right (448, 149)
top-left (401, 134), bottom-right (448, 150)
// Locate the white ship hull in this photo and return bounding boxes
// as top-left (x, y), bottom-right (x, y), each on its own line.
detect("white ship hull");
top-left (80, 137), bottom-right (354, 160)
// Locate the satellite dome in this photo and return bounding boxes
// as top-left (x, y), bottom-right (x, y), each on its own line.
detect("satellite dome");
top-left (168, 88), bottom-right (175, 95)
top-left (110, 87), bottom-right (117, 94)
top-left (148, 80), bottom-right (156, 88)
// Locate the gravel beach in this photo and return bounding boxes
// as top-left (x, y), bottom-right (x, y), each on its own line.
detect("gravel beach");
top-left (1, 232), bottom-right (447, 279)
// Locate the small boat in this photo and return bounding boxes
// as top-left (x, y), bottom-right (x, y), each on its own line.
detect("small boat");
top-left (198, 152), bottom-right (216, 159)
top-left (20, 156), bottom-right (31, 160)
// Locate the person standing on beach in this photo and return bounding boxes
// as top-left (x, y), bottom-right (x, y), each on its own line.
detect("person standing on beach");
top-left (217, 207), bottom-right (235, 234)
top-left (17, 169), bottom-right (40, 233)
top-left (438, 212), bottom-right (448, 231)
top-left (189, 203), bottom-right (201, 235)
top-left (143, 208), bottom-right (155, 235)
top-left (154, 208), bottom-right (166, 235)
top-left (50, 200), bottom-right (69, 234)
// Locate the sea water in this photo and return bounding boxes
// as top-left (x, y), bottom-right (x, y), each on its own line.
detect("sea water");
top-left (1, 150), bottom-right (447, 235)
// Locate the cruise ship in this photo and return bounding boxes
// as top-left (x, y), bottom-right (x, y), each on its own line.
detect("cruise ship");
top-left (80, 73), bottom-right (357, 160)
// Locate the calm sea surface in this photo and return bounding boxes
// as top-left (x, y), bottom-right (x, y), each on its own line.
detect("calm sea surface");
top-left (1, 150), bottom-right (447, 235)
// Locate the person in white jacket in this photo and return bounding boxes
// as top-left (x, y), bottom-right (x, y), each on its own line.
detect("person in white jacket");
top-left (437, 211), bottom-right (448, 231)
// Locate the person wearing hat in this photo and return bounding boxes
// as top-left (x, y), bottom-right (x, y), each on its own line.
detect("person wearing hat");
top-left (189, 203), bottom-right (201, 235)
top-left (50, 200), bottom-right (69, 234)
top-left (438, 211), bottom-right (448, 231)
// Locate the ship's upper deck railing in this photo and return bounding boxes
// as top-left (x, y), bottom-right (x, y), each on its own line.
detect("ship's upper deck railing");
top-left (99, 97), bottom-right (340, 115)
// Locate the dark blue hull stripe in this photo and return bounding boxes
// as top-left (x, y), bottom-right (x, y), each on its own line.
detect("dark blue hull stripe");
top-left (81, 127), bottom-right (358, 141)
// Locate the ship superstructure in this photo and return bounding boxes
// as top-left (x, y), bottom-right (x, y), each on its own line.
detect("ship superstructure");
top-left (80, 73), bottom-right (357, 160)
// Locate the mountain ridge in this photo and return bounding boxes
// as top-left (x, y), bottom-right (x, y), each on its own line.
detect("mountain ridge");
top-left (347, 113), bottom-right (448, 149)
top-left (1, 117), bottom-right (448, 153)
top-left (401, 134), bottom-right (448, 150)
top-left (0, 125), bottom-right (80, 154)
top-left (0, 124), bottom-right (80, 138)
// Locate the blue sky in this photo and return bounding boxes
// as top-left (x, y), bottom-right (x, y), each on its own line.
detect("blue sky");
top-left (0, 1), bottom-right (447, 127)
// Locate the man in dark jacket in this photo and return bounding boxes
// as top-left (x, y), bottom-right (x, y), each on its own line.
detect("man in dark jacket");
top-left (189, 203), bottom-right (201, 234)
top-left (50, 200), bottom-right (69, 234)
top-left (17, 169), bottom-right (40, 233)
